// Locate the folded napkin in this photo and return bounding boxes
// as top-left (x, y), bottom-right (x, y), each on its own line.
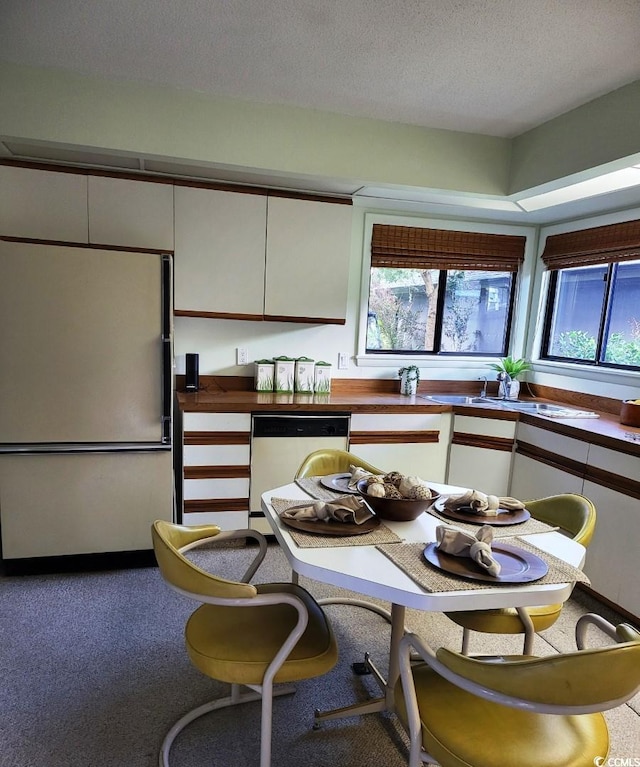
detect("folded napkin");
top-left (347, 465), bottom-right (374, 489)
top-left (443, 489), bottom-right (525, 516)
top-left (436, 523), bottom-right (502, 577)
top-left (280, 495), bottom-right (374, 525)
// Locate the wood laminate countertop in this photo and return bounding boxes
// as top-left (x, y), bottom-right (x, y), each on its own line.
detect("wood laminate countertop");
top-left (177, 379), bottom-right (640, 456)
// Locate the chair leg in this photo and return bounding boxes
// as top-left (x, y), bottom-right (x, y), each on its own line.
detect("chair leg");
top-left (516, 607), bottom-right (536, 655)
top-left (317, 597), bottom-right (393, 624)
top-left (159, 683), bottom-right (296, 767)
top-left (461, 627), bottom-right (471, 655)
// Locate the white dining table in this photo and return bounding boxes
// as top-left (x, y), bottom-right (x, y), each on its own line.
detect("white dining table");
top-left (261, 480), bottom-right (587, 723)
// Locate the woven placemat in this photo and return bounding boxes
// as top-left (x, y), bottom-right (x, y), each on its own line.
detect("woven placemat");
top-left (376, 536), bottom-right (590, 593)
top-left (294, 476), bottom-right (351, 501)
top-left (427, 508), bottom-right (557, 537)
top-left (271, 497), bottom-right (402, 548)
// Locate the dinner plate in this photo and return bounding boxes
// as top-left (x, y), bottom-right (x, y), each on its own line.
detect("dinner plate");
top-left (433, 496), bottom-right (530, 526)
top-left (320, 472), bottom-right (360, 495)
top-left (279, 513), bottom-right (381, 536)
top-left (422, 541), bottom-right (548, 583)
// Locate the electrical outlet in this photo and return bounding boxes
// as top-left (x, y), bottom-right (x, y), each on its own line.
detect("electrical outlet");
top-left (236, 347), bottom-right (249, 365)
top-left (338, 352), bottom-right (349, 370)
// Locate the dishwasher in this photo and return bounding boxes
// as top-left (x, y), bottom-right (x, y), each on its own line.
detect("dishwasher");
top-left (249, 413), bottom-right (350, 533)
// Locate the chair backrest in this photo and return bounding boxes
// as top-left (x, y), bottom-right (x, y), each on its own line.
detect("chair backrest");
top-left (152, 520), bottom-right (257, 600)
top-left (401, 626), bottom-right (640, 716)
top-left (294, 449), bottom-right (384, 479)
top-left (525, 493), bottom-right (596, 546)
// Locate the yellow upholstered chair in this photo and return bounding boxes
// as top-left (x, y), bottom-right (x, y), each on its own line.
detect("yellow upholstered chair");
top-left (152, 520), bottom-right (338, 767)
top-left (445, 493), bottom-right (597, 654)
top-left (395, 614), bottom-right (640, 767)
top-left (294, 448), bottom-right (384, 479)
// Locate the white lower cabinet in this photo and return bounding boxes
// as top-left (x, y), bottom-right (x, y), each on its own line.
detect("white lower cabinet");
top-left (349, 413), bottom-right (450, 483)
top-left (508, 423), bottom-right (588, 501)
top-left (446, 415), bottom-right (516, 496)
top-left (180, 412), bottom-right (251, 530)
top-left (581, 480), bottom-right (640, 616)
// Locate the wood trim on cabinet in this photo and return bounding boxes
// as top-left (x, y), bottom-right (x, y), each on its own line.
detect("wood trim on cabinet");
top-left (584, 465), bottom-right (640, 500)
top-left (184, 465), bottom-right (250, 480)
top-left (263, 314), bottom-right (346, 325)
top-left (515, 441), bottom-right (586, 479)
top-left (174, 309), bottom-right (265, 321)
top-left (452, 432), bottom-right (514, 452)
top-left (349, 430), bottom-right (439, 445)
top-left (0, 235), bottom-right (171, 255)
top-left (184, 498), bottom-right (250, 513)
top-left (184, 431), bottom-right (250, 445)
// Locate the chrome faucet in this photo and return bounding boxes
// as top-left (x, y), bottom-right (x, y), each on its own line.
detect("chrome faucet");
top-left (497, 371), bottom-right (512, 400)
top-left (478, 376), bottom-right (488, 399)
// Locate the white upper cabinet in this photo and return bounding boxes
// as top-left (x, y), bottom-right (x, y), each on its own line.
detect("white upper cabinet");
top-left (88, 176), bottom-right (174, 250)
top-left (264, 197), bottom-right (352, 323)
top-left (0, 165), bottom-right (88, 242)
top-left (174, 186), bottom-right (267, 317)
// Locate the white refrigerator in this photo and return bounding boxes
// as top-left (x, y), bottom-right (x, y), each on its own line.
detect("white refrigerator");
top-left (0, 240), bottom-right (174, 567)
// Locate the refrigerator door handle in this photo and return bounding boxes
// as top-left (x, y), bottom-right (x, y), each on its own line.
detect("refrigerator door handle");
top-left (161, 254), bottom-right (172, 445)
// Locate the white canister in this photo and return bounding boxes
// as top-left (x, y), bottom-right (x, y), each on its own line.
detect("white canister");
top-left (295, 357), bottom-right (315, 393)
top-left (254, 359), bottom-right (275, 392)
top-left (273, 356), bottom-right (295, 393)
top-left (314, 361), bottom-right (332, 394)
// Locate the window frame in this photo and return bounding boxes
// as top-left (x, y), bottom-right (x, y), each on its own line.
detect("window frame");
top-left (355, 212), bottom-right (537, 369)
top-left (540, 259), bottom-right (640, 372)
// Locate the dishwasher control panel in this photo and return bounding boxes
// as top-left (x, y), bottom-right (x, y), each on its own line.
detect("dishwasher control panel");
top-left (251, 414), bottom-right (350, 439)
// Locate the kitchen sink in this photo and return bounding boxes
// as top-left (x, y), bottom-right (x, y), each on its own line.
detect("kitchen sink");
top-left (422, 394), bottom-right (495, 405)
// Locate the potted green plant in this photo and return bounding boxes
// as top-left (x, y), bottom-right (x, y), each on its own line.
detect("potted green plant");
top-left (398, 365), bottom-right (420, 396)
top-left (488, 356), bottom-right (531, 399)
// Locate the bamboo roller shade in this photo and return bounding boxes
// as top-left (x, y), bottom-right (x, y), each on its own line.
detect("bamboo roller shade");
top-left (541, 219), bottom-right (640, 270)
top-left (371, 224), bottom-right (526, 272)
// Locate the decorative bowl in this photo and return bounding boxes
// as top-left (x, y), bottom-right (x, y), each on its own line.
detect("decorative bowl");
top-left (620, 400), bottom-right (640, 427)
top-left (356, 479), bottom-right (439, 522)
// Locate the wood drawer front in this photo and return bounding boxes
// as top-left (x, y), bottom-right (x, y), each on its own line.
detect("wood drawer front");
top-left (350, 430), bottom-right (439, 445)
top-left (183, 477), bottom-right (250, 500)
top-left (454, 415), bottom-right (516, 439)
top-left (516, 423), bottom-right (589, 463)
top-left (350, 413), bottom-right (442, 432)
top-left (183, 412), bottom-right (251, 431)
top-left (183, 444), bottom-right (250, 466)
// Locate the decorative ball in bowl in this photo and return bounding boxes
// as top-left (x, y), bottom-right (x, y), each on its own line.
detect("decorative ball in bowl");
top-left (356, 477), bottom-right (439, 522)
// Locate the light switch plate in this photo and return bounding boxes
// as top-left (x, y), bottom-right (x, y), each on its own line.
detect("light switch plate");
top-left (236, 347), bottom-right (249, 365)
top-left (338, 352), bottom-right (349, 369)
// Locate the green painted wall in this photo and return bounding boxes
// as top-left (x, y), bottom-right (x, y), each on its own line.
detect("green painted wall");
top-left (0, 62), bottom-right (509, 194)
top-left (510, 80), bottom-right (640, 194)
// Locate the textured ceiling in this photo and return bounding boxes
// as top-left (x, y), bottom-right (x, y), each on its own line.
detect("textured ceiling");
top-left (2, 0), bottom-right (640, 138)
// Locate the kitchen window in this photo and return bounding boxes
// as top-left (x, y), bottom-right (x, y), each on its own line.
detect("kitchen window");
top-left (365, 224), bottom-right (525, 356)
top-left (541, 219), bottom-right (640, 370)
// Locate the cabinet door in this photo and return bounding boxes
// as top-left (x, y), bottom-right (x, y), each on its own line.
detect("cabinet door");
top-left (509, 453), bottom-right (584, 501)
top-left (581, 480), bottom-right (639, 616)
top-left (0, 165), bottom-right (88, 242)
top-left (174, 186), bottom-right (266, 317)
top-left (264, 196), bottom-right (352, 323)
top-left (349, 413), bottom-right (448, 482)
top-left (88, 176), bottom-right (174, 249)
top-left (447, 415), bottom-right (516, 496)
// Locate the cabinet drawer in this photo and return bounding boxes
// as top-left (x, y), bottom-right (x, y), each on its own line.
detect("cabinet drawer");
top-left (350, 413), bottom-right (442, 432)
top-left (183, 444), bottom-right (250, 466)
top-left (516, 423), bottom-right (589, 463)
top-left (183, 412), bottom-right (251, 431)
top-left (183, 477), bottom-right (250, 500)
